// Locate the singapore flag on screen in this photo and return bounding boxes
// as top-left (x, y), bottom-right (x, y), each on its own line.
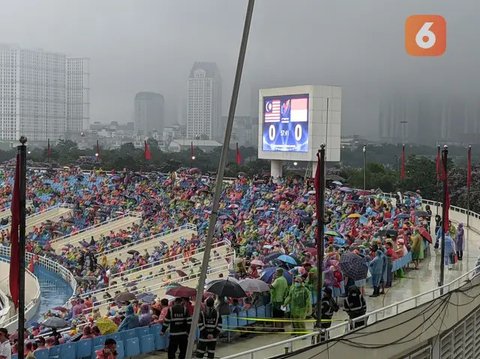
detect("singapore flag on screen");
top-left (265, 100), bottom-right (281, 122)
top-left (290, 98), bottom-right (308, 122)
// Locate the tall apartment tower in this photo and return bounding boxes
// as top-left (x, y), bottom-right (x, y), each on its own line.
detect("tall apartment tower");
top-left (186, 62), bottom-right (222, 141)
top-left (0, 44), bottom-right (66, 141)
top-left (66, 58), bottom-right (90, 136)
top-left (134, 92), bottom-right (165, 136)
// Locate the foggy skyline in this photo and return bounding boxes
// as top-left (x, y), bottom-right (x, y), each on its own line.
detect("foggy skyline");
top-left (1, 0), bottom-right (479, 140)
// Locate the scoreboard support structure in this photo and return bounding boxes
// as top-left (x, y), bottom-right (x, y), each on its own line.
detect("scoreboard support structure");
top-left (271, 160), bottom-right (283, 179)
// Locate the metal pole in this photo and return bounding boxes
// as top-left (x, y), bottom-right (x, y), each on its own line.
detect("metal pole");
top-left (315, 146), bottom-right (325, 330)
top-left (467, 145), bottom-right (471, 228)
top-left (439, 145), bottom-right (448, 292)
top-left (17, 136), bottom-right (27, 358)
top-left (363, 145), bottom-right (366, 190)
top-left (185, 1), bottom-right (255, 357)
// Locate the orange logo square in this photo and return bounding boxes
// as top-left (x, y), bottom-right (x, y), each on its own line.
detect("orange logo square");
top-left (405, 15), bottom-right (446, 56)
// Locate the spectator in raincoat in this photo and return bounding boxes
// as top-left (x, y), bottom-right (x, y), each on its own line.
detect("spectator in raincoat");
top-left (444, 234), bottom-right (456, 270)
top-left (270, 268), bottom-right (289, 330)
top-left (284, 276), bottom-right (311, 333)
top-left (117, 304), bottom-right (140, 331)
top-left (456, 223), bottom-right (464, 260)
top-left (410, 229), bottom-right (422, 269)
top-left (369, 249), bottom-right (384, 297)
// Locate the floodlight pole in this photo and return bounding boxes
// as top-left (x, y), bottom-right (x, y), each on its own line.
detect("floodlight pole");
top-left (185, 1), bottom-right (255, 358)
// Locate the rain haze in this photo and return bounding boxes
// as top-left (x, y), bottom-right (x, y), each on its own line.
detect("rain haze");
top-left (1, 0), bottom-right (479, 141)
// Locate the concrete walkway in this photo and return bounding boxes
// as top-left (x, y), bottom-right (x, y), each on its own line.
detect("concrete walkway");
top-left (140, 226), bottom-right (480, 359)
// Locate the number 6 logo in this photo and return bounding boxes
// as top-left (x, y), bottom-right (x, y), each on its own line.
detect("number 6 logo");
top-left (406, 15), bottom-right (446, 56)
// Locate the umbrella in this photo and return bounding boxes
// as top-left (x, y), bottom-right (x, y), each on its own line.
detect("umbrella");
top-left (375, 229), bottom-right (398, 237)
top-left (176, 270), bottom-right (188, 277)
top-left (138, 293), bottom-right (156, 304)
top-left (239, 278), bottom-right (270, 293)
top-left (166, 286), bottom-right (197, 298)
top-left (127, 249), bottom-right (139, 255)
top-left (339, 187), bottom-right (353, 192)
top-left (96, 318), bottom-right (118, 335)
top-left (325, 230), bottom-right (339, 236)
top-left (339, 252), bottom-right (368, 281)
top-left (417, 227), bottom-right (433, 243)
top-left (52, 306), bottom-right (68, 313)
top-left (114, 291), bottom-right (137, 303)
top-left (260, 267), bottom-right (293, 285)
top-left (206, 278), bottom-right (247, 298)
top-left (347, 213), bottom-right (361, 219)
top-left (264, 252), bottom-right (282, 263)
top-left (395, 213), bottom-right (410, 219)
top-left (332, 181), bottom-right (343, 186)
top-left (250, 259), bottom-right (265, 267)
top-left (42, 317), bottom-right (69, 329)
top-left (277, 254), bottom-right (298, 266)
top-left (415, 210), bottom-right (429, 217)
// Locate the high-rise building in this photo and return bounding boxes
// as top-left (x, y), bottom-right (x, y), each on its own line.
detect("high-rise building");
top-left (220, 115), bottom-right (257, 147)
top-left (186, 62), bottom-right (222, 140)
top-left (134, 92), bottom-right (165, 136)
top-left (66, 58), bottom-right (90, 137)
top-left (0, 44), bottom-right (88, 143)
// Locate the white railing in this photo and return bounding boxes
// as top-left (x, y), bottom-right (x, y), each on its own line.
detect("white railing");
top-left (0, 245), bottom-right (78, 319)
top-left (109, 240), bottom-right (229, 280)
top-left (49, 211), bottom-right (140, 244)
top-left (98, 223), bottom-right (197, 258)
top-left (0, 256), bottom-right (42, 331)
top-left (0, 203), bottom-right (69, 231)
top-left (88, 263), bottom-right (230, 311)
top-left (223, 197), bottom-right (480, 359)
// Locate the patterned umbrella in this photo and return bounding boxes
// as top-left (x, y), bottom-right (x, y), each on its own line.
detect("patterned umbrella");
top-left (339, 252), bottom-right (368, 281)
top-left (239, 278), bottom-right (270, 293)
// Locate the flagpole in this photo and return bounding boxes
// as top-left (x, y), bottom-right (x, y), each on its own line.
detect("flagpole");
top-left (17, 136), bottom-right (27, 359)
top-left (439, 145), bottom-right (448, 293)
top-left (185, 1), bottom-right (255, 357)
top-left (315, 145), bottom-right (325, 331)
top-left (363, 145), bottom-right (366, 190)
top-left (467, 145), bottom-right (471, 228)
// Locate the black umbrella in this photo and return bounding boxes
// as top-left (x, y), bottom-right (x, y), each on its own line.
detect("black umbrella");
top-left (339, 252), bottom-right (368, 281)
top-left (415, 210), bottom-right (429, 217)
top-left (127, 249), bottom-right (139, 255)
top-left (42, 317), bottom-right (69, 329)
top-left (206, 278), bottom-right (247, 298)
top-left (114, 291), bottom-right (137, 303)
top-left (264, 252), bottom-right (282, 263)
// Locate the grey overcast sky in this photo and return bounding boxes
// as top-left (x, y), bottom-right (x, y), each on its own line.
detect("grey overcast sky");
top-left (0, 0), bottom-right (479, 138)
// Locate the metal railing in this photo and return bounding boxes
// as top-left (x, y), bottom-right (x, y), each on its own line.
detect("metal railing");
top-left (222, 197), bottom-right (480, 359)
top-left (98, 223), bottom-right (197, 258)
top-left (49, 211), bottom-right (140, 244)
top-left (87, 263), bottom-right (230, 311)
top-left (109, 240), bottom-right (230, 280)
top-left (0, 254), bottom-right (42, 330)
top-left (0, 245), bottom-right (78, 326)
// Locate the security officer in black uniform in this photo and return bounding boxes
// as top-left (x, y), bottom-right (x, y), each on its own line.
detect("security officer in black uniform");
top-left (319, 287), bottom-right (339, 341)
top-left (196, 297), bottom-right (222, 359)
top-left (161, 297), bottom-right (192, 359)
top-left (343, 285), bottom-right (367, 330)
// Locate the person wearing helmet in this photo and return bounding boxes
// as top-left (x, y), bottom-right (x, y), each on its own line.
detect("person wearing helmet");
top-left (343, 286), bottom-right (367, 330)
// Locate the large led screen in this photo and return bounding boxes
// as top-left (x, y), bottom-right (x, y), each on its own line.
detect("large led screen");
top-left (262, 94), bottom-right (309, 152)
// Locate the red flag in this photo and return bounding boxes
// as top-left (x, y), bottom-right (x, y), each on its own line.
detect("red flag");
top-left (9, 154), bottom-right (20, 309)
top-left (236, 143), bottom-right (242, 165)
top-left (400, 144), bottom-right (406, 180)
top-left (442, 151), bottom-right (450, 233)
top-left (314, 152), bottom-right (322, 222)
top-left (467, 146), bottom-right (472, 189)
top-left (28, 256), bottom-right (35, 273)
top-left (144, 141), bottom-right (151, 161)
top-left (436, 146), bottom-right (441, 180)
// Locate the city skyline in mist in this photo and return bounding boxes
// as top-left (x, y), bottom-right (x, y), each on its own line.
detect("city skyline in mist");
top-left (1, 0), bottom-right (479, 140)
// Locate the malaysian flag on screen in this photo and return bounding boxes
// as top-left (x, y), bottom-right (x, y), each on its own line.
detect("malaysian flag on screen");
top-left (265, 99), bottom-right (281, 122)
